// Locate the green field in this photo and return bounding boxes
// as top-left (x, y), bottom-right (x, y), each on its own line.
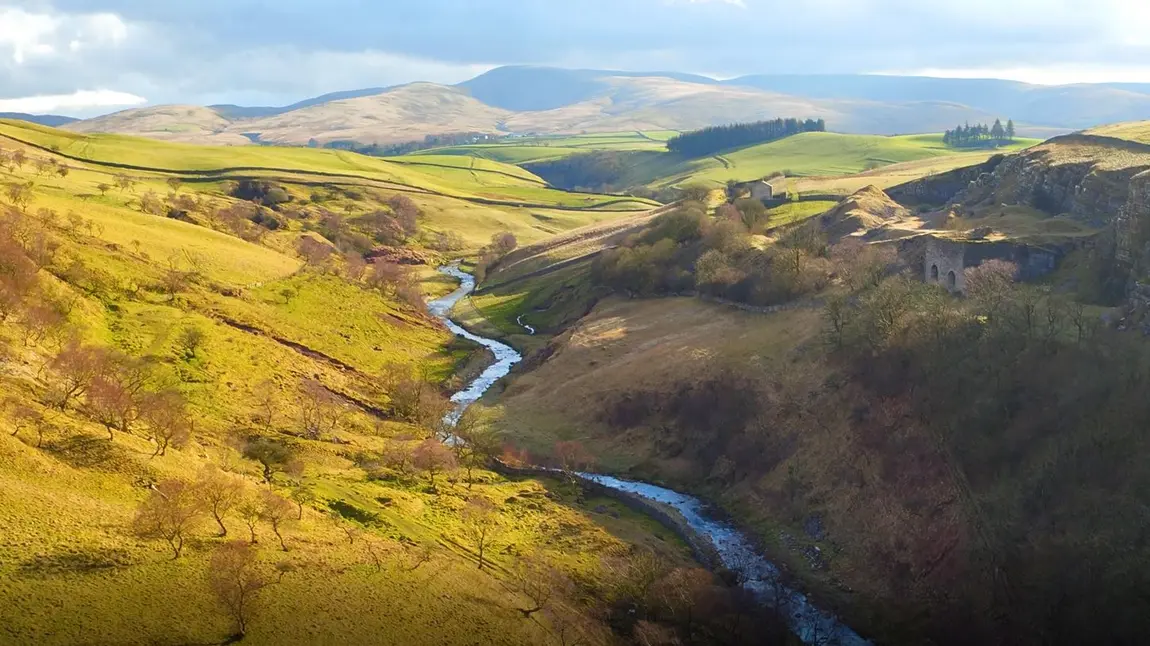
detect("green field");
top-left (0, 120), bottom-right (659, 212)
top-left (631, 132), bottom-right (1041, 189)
top-left (410, 131), bottom-right (673, 165)
top-left (406, 129), bottom-right (1041, 195)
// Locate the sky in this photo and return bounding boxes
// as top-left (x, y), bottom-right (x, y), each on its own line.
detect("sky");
top-left (2, 0), bottom-right (1150, 116)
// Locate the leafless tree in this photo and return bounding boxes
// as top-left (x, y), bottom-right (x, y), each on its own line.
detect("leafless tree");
top-left (259, 490), bottom-right (294, 551)
top-left (195, 466), bottom-right (246, 537)
top-left (46, 341), bottom-right (109, 409)
top-left (166, 177), bottom-right (183, 194)
top-left (208, 540), bottom-right (270, 639)
top-left (461, 497), bottom-right (502, 570)
top-left (510, 554), bottom-right (570, 618)
top-left (289, 483), bottom-right (316, 521)
top-left (298, 378), bottom-right (343, 438)
top-left (139, 390), bottom-right (193, 457)
top-left (113, 173), bottom-right (136, 193)
top-left (96, 183), bottom-right (111, 196)
top-left (237, 496), bottom-right (262, 544)
top-left (297, 236), bottom-right (334, 270)
top-left (6, 399), bottom-right (44, 447)
top-left (412, 438), bottom-right (455, 491)
top-left (456, 415), bottom-right (501, 488)
top-left (133, 479), bottom-right (204, 559)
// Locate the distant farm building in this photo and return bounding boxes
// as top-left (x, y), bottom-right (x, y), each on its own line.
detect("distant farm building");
top-left (750, 178), bottom-right (785, 202)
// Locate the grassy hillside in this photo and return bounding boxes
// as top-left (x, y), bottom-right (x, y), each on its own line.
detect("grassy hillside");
top-left (1086, 120), bottom-right (1150, 144)
top-left (412, 132), bottom-right (674, 165)
top-left (0, 119), bottom-right (660, 252)
top-left (0, 124), bottom-right (714, 646)
top-left (0, 119), bottom-right (659, 214)
top-left (633, 132), bottom-right (1039, 189)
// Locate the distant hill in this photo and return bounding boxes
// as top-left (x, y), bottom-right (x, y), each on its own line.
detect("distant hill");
top-left (62, 66), bottom-right (1150, 147)
top-left (725, 74), bottom-right (1150, 130)
top-left (0, 112), bottom-right (78, 127)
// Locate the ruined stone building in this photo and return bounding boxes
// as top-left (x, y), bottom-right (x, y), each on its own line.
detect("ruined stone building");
top-left (923, 236), bottom-right (1060, 293)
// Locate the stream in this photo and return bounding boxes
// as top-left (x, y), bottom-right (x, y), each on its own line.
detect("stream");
top-left (428, 264), bottom-right (869, 646)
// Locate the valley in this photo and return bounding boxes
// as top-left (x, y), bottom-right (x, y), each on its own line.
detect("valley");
top-left (4, 87), bottom-right (1150, 645)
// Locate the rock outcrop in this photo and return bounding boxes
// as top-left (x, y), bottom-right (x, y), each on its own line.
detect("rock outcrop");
top-left (815, 185), bottom-right (909, 241)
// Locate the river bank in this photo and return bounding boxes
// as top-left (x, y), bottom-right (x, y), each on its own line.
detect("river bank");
top-left (428, 264), bottom-right (870, 646)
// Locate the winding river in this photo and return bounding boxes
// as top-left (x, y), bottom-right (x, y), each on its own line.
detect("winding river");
top-left (428, 264), bottom-right (869, 646)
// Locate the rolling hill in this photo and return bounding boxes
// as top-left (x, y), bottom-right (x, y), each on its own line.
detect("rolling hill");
top-left (50, 67), bottom-right (1150, 150)
top-left (0, 118), bottom-right (711, 645)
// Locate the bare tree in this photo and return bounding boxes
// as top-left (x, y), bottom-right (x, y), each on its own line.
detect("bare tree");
top-left (195, 466), bottom-right (246, 537)
top-left (46, 341), bottom-right (108, 409)
top-left (208, 540), bottom-right (270, 639)
top-left (133, 479), bottom-right (204, 559)
top-left (85, 354), bottom-right (154, 439)
top-left (237, 496), bottom-right (262, 543)
top-left (555, 440), bottom-right (594, 481)
top-left (289, 483), bottom-right (316, 521)
top-left (412, 438), bottom-right (455, 491)
top-left (298, 378), bottom-right (343, 438)
top-left (96, 183), bottom-right (111, 196)
top-left (381, 435), bottom-right (416, 481)
top-left (4, 181), bottom-right (34, 211)
top-left (461, 497), bottom-right (502, 570)
top-left (113, 173), bottom-right (136, 193)
top-left (6, 399), bottom-right (43, 446)
top-left (166, 177), bottom-right (183, 194)
top-left (139, 390), bottom-right (193, 457)
top-left (297, 236), bottom-right (334, 269)
top-left (456, 415), bottom-right (501, 488)
top-left (511, 554), bottom-right (569, 618)
top-left (259, 490), bottom-right (294, 551)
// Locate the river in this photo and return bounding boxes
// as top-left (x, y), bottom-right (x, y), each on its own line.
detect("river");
top-left (428, 264), bottom-right (869, 646)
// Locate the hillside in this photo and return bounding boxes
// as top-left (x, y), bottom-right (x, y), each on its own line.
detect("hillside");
top-left (0, 120), bottom-right (733, 645)
top-left (54, 67), bottom-right (1150, 149)
top-left (0, 120), bottom-right (659, 248)
top-left (443, 130), bottom-right (1150, 644)
top-left (518, 132), bottom-right (1039, 193)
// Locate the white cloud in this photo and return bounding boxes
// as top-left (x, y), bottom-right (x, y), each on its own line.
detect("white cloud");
top-left (0, 7), bottom-right (130, 64)
top-left (0, 89), bottom-right (145, 114)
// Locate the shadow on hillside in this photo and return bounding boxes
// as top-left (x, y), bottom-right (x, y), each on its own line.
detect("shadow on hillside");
top-left (18, 546), bottom-right (135, 577)
top-left (44, 434), bottom-right (150, 476)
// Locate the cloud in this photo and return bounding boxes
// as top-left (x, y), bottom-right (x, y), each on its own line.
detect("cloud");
top-left (0, 89), bottom-right (145, 113)
top-left (2, 0), bottom-right (1150, 113)
top-left (0, 7), bottom-right (128, 64)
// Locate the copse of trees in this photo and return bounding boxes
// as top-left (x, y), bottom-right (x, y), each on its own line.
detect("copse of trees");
top-left (667, 118), bottom-right (826, 158)
top-left (943, 118), bottom-right (1015, 148)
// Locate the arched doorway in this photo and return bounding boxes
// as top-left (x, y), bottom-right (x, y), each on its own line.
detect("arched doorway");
top-left (947, 271), bottom-right (957, 290)
top-left (931, 265), bottom-right (939, 281)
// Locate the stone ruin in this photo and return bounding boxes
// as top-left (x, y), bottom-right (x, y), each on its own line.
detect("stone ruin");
top-left (923, 236), bottom-right (1061, 294)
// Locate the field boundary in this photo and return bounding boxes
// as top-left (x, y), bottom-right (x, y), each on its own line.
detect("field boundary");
top-left (0, 128), bottom-right (662, 213)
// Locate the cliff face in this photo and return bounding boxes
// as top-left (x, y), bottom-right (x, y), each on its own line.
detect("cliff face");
top-left (887, 154), bottom-right (1005, 205)
top-left (950, 135), bottom-right (1150, 231)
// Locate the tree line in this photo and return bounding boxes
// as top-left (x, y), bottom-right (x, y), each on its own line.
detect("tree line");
top-left (666, 118), bottom-right (826, 158)
top-left (943, 118), bottom-right (1015, 147)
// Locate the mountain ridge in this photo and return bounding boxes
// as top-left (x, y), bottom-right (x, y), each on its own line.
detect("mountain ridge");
top-left (42, 66), bottom-right (1150, 147)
